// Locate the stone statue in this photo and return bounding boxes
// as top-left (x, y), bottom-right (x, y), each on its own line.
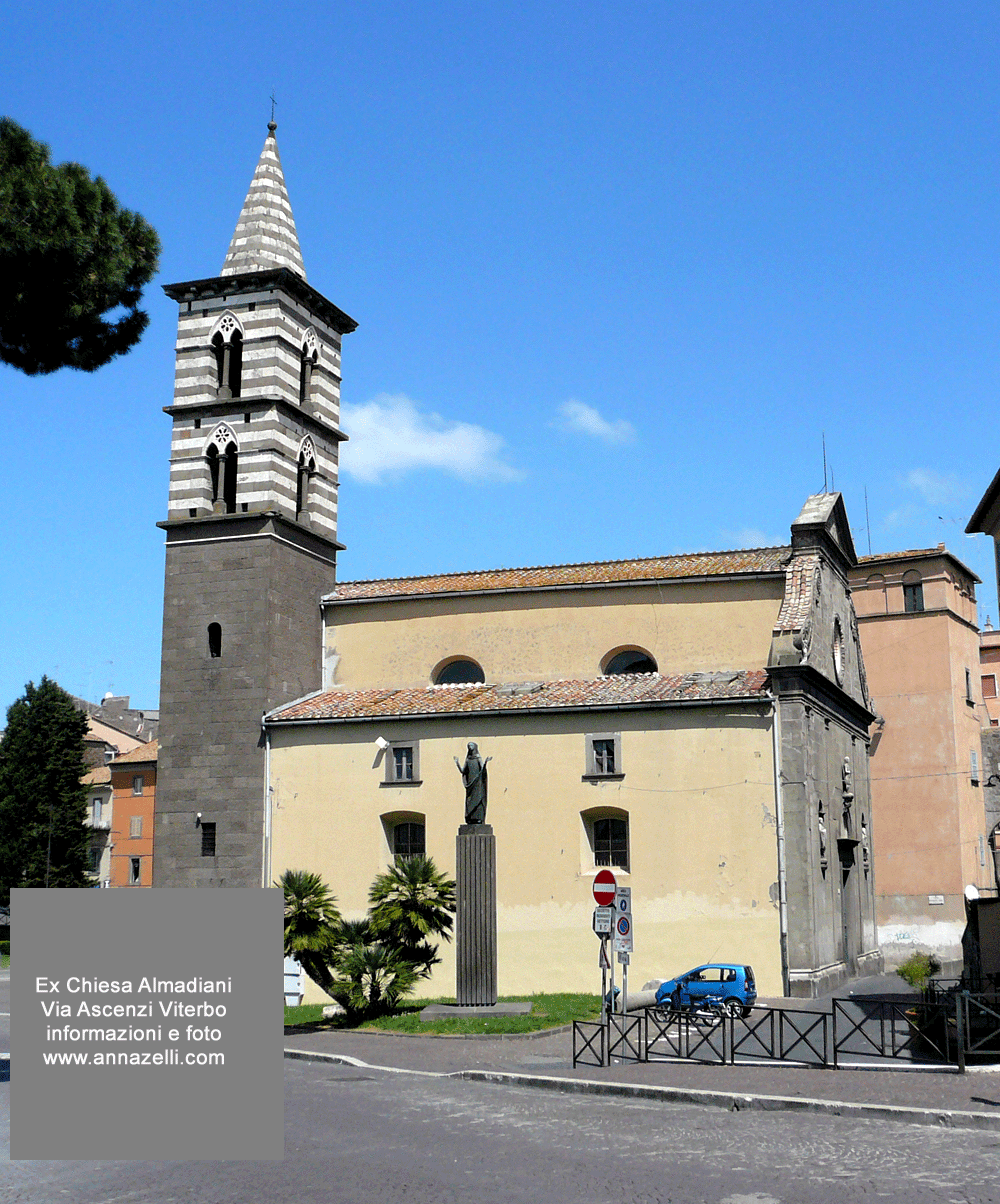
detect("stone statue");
top-left (455, 742), bottom-right (492, 825)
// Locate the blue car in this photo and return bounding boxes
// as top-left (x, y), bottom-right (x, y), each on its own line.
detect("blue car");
top-left (654, 963), bottom-right (756, 1018)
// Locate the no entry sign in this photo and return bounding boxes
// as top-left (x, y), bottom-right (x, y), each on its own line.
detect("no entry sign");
top-left (593, 869), bottom-right (617, 906)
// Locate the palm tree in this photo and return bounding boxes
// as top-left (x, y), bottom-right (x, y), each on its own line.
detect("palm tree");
top-left (278, 869), bottom-right (342, 998)
top-left (367, 855), bottom-right (456, 976)
top-left (334, 942), bottom-right (419, 1016)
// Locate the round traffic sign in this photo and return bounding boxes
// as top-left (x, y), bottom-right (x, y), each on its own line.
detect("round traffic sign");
top-left (593, 869), bottom-right (617, 906)
top-left (617, 914), bottom-right (631, 937)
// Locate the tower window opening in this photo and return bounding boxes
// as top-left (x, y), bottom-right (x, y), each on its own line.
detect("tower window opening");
top-left (212, 333), bottom-right (226, 391)
top-left (299, 334), bottom-right (318, 404)
top-left (222, 442), bottom-right (238, 513)
top-left (296, 454), bottom-right (315, 519)
top-left (207, 444), bottom-right (220, 501)
top-left (211, 320), bottom-right (243, 399)
top-left (208, 623), bottom-right (222, 658)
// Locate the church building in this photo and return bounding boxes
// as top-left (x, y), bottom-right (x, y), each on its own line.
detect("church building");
top-left (154, 125), bottom-right (881, 999)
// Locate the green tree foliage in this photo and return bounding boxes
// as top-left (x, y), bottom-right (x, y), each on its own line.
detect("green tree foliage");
top-left (0, 677), bottom-right (91, 904)
top-left (333, 943), bottom-right (418, 1017)
top-left (279, 869), bottom-right (342, 1000)
top-left (0, 117), bottom-right (160, 375)
top-left (368, 854), bottom-right (456, 977)
top-left (895, 951), bottom-right (942, 991)
top-left (280, 857), bottom-right (456, 1016)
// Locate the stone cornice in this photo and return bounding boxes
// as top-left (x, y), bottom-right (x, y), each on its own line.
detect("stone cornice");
top-left (163, 268), bottom-right (358, 336)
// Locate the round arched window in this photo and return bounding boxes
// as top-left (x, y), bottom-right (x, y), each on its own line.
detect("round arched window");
top-left (603, 649), bottom-right (658, 676)
top-left (433, 658), bottom-right (485, 685)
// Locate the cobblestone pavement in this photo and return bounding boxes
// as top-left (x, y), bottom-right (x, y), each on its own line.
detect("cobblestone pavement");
top-left (6, 1061), bottom-right (1000, 1204)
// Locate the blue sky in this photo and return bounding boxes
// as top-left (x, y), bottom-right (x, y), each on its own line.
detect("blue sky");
top-left (3, 2), bottom-right (1000, 715)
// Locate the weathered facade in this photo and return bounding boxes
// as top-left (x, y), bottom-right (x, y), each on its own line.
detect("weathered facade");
top-left (850, 547), bottom-right (993, 972)
top-left (266, 494), bottom-right (880, 1000)
top-left (153, 125), bottom-right (356, 888)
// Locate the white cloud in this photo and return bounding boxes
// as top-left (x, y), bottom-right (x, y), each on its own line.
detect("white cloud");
top-left (555, 399), bottom-right (635, 444)
top-left (724, 527), bottom-right (784, 550)
top-left (339, 394), bottom-right (523, 485)
top-left (904, 469), bottom-right (968, 508)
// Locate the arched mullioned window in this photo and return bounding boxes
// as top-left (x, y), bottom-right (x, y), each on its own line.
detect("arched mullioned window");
top-left (209, 312), bottom-right (244, 399)
top-left (206, 424), bottom-right (239, 514)
top-left (299, 327), bottom-right (319, 405)
top-left (295, 436), bottom-right (317, 519)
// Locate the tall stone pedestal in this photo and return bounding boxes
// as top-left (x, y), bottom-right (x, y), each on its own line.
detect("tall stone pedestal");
top-left (456, 823), bottom-right (497, 1007)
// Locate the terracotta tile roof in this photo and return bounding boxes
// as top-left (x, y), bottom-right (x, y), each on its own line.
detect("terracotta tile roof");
top-left (109, 739), bottom-right (158, 766)
top-left (773, 553), bottom-right (819, 634)
top-left (325, 548), bottom-right (792, 603)
top-left (267, 670), bottom-right (771, 723)
top-left (82, 766), bottom-right (111, 786)
top-left (857, 547), bottom-right (980, 582)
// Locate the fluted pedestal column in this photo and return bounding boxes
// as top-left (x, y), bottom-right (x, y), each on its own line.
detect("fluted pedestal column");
top-left (455, 823), bottom-right (497, 1007)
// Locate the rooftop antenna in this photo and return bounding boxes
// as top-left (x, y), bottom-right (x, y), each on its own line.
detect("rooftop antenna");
top-left (864, 485), bottom-right (872, 555)
top-left (270, 90), bottom-right (277, 124)
top-left (822, 433), bottom-right (828, 493)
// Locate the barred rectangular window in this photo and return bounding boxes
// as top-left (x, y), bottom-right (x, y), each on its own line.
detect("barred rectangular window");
top-left (593, 817), bottom-right (629, 870)
top-left (393, 821), bottom-right (425, 862)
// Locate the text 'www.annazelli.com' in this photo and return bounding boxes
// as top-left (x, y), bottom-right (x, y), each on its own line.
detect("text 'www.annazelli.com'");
top-left (42, 1049), bottom-right (224, 1066)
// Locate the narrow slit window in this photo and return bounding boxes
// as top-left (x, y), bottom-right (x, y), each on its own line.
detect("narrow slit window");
top-left (208, 623), bottom-right (222, 658)
top-left (201, 822), bottom-right (217, 857)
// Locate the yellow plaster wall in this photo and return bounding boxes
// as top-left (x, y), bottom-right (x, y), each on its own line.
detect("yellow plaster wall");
top-left (324, 578), bottom-right (785, 689)
top-left (269, 707), bottom-right (784, 1002)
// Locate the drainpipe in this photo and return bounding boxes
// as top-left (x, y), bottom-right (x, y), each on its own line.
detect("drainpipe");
top-left (771, 698), bottom-right (790, 996)
top-left (262, 720), bottom-right (272, 889)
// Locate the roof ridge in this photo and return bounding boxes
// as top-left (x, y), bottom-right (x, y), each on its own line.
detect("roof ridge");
top-left (333, 545), bottom-right (793, 591)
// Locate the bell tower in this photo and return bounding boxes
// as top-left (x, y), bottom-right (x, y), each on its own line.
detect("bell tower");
top-left (153, 123), bottom-right (357, 887)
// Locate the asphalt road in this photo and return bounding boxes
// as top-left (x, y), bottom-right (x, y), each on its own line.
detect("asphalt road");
top-left (3, 1057), bottom-right (1000, 1203)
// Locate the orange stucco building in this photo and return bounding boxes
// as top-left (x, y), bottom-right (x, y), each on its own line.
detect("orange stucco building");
top-left (108, 741), bottom-right (158, 887)
top-left (851, 547), bottom-right (994, 971)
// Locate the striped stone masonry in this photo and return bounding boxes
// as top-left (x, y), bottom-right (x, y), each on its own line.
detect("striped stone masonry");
top-left (221, 125), bottom-right (307, 280)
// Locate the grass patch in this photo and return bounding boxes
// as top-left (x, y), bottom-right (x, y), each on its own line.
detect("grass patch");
top-left (284, 992), bottom-right (601, 1036)
top-left (0, 954), bottom-right (7, 970)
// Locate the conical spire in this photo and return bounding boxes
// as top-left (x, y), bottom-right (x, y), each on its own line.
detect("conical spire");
top-left (221, 122), bottom-right (306, 280)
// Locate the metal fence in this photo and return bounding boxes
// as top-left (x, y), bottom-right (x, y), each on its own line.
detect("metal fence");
top-left (572, 992), bottom-right (1000, 1071)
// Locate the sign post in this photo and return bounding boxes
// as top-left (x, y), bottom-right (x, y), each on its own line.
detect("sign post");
top-left (613, 887), bottom-right (632, 1015)
top-left (593, 871), bottom-right (616, 1025)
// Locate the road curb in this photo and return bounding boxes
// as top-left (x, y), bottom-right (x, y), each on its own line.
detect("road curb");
top-left (284, 1023), bottom-right (573, 1042)
top-left (283, 1048), bottom-right (1000, 1130)
top-left (455, 1069), bottom-right (1000, 1131)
